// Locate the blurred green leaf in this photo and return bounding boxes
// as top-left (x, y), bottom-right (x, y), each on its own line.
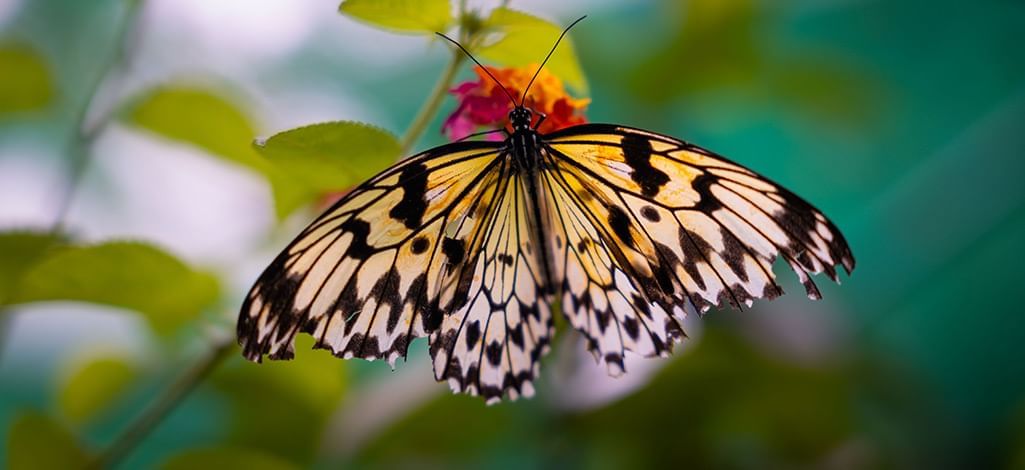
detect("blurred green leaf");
top-left (255, 121), bottom-right (399, 194)
top-left (124, 86), bottom-right (319, 218)
top-left (360, 329), bottom-right (864, 468)
top-left (628, 0), bottom-right (759, 102)
top-left (567, 329), bottom-right (858, 468)
top-left (0, 231), bottom-right (64, 305)
top-left (267, 171), bottom-right (319, 219)
top-left (478, 7), bottom-right (588, 92)
top-left (339, 0), bottom-right (452, 34)
top-left (58, 354), bottom-right (138, 426)
top-left (126, 87), bottom-right (267, 171)
top-left (162, 447), bottom-right (299, 470)
top-left (768, 58), bottom-right (882, 126)
top-left (12, 241), bottom-right (220, 334)
top-left (6, 411), bottom-right (89, 470)
top-left (0, 45), bottom-right (54, 114)
top-left (212, 335), bottom-right (347, 463)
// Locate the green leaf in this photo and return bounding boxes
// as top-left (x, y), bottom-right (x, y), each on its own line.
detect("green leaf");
top-left (212, 335), bottom-right (346, 463)
top-left (478, 8), bottom-right (587, 92)
top-left (339, 0), bottom-right (452, 34)
top-left (0, 45), bottom-right (54, 113)
top-left (0, 231), bottom-right (64, 306)
top-left (126, 87), bottom-right (267, 172)
top-left (124, 86), bottom-right (316, 218)
top-left (162, 447), bottom-right (299, 470)
top-left (7, 411), bottom-right (89, 470)
top-left (267, 171), bottom-right (319, 220)
top-left (255, 121), bottom-right (400, 194)
top-left (58, 354), bottom-right (138, 426)
top-left (12, 241), bottom-right (220, 334)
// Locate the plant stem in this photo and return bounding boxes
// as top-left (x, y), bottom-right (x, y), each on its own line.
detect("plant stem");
top-left (88, 336), bottom-right (234, 469)
top-left (397, 49), bottom-right (465, 155)
top-left (51, 0), bottom-right (145, 231)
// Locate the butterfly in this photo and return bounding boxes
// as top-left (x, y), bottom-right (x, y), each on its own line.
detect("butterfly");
top-left (237, 17), bottom-right (855, 404)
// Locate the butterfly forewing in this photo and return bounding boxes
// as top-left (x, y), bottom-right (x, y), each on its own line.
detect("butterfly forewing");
top-left (238, 141), bottom-right (504, 365)
top-left (541, 124), bottom-right (854, 372)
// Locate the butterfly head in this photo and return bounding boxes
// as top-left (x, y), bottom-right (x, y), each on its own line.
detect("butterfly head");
top-left (509, 107), bottom-right (533, 132)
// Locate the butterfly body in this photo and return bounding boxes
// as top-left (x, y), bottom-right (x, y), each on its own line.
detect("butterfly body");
top-left (238, 100), bottom-right (854, 403)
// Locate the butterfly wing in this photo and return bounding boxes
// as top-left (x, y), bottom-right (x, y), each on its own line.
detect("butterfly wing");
top-left (429, 162), bottom-right (555, 403)
top-left (541, 123), bottom-right (855, 372)
top-left (238, 140), bottom-right (506, 366)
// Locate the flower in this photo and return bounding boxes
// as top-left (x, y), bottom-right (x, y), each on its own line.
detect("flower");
top-left (442, 64), bottom-right (589, 141)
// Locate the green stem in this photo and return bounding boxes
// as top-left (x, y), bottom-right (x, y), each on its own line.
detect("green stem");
top-left (88, 337), bottom-right (234, 469)
top-left (51, 0), bottom-right (145, 231)
top-left (398, 49), bottom-right (465, 155)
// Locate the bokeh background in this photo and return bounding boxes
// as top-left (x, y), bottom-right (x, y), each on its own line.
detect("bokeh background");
top-left (2, 0), bottom-right (1024, 468)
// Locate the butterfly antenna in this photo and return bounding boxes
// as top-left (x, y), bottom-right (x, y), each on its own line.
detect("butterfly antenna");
top-left (520, 15), bottom-right (586, 106)
top-left (435, 32), bottom-right (518, 107)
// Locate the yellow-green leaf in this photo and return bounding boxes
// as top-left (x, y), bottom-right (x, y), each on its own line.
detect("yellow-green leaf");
top-left (162, 447), bottom-right (299, 470)
top-left (255, 121), bottom-right (400, 194)
top-left (12, 241), bottom-right (220, 334)
top-left (7, 412), bottom-right (89, 470)
top-left (0, 231), bottom-right (64, 306)
top-left (339, 0), bottom-right (452, 34)
top-left (124, 86), bottom-right (315, 218)
top-left (478, 8), bottom-right (587, 92)
top-left (0, 45), bottom-right (54, 113)
top-left (126, 87), bottom-right (267, 172)
top-left (58, 354), bottom-right (138, 426)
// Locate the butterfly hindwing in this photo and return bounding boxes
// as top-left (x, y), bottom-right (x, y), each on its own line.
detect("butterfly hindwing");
top-left (541, 124), bottom-right (855, 372)
top-left (238, 141), bottom-right (505, 365)
top-left (429, 159), bottom-right (555, 403)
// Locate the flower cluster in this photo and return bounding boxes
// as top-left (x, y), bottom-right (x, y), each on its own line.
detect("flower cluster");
top-left (443, 64), bottom-right (589, 140)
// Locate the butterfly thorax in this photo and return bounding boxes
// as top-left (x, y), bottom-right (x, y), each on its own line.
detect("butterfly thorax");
top-left (506, 107), bottom-right (543, 172)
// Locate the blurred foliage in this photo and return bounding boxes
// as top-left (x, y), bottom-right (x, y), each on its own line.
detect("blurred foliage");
top-left (0, 45), bottom-right (53, 114)
top-left (0, 232), bottom-right (65, 306)
top-left (162, 446), bottom-right (299, 470)
top-left (626, 0), bottom-right (880, 127)
top-left (10, 241), bottom-right (220, 334)
top-left (124, 87), bottom-right (313, 217)
top-left (6, 412), bottom-right (89, 470)
top-left (339, 0), bottom-right (453, 34)
top-left (255, 121), bottom-right (400, 196)
top-left (57, 354), bottom-right (138, 427)
top-left (477, 7), bottom-right (587, 92)
top-left (209, 336), bottom-right (347, 464)
top-left (354, 328), bottom-right (875, 468)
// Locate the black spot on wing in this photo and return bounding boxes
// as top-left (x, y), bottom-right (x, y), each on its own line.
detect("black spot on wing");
top-left (389, 162), bottom-right (429, 229)
top-left (608, 206), bottom-right (634, 247)
top-left (622, 133), bottom-right (670, 197)
top-left (442, 237), bottom-right (466, 266)
top-left (718, 227), bottom-right (750, 283)
top-left (466, 320), bottom-right (481, 349)
top-left (690, 173), bottom-right (723, 213)
top-left (679, 226), bottom-right (712, 291)
top-left (486, 341), bottom-right (503, 367)
top-left (339, 218), bottom-right (374, 260)
top-left (410, 236), bottom-right (430, 254)
top-left (640, 205), bottom-right (661, 222)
